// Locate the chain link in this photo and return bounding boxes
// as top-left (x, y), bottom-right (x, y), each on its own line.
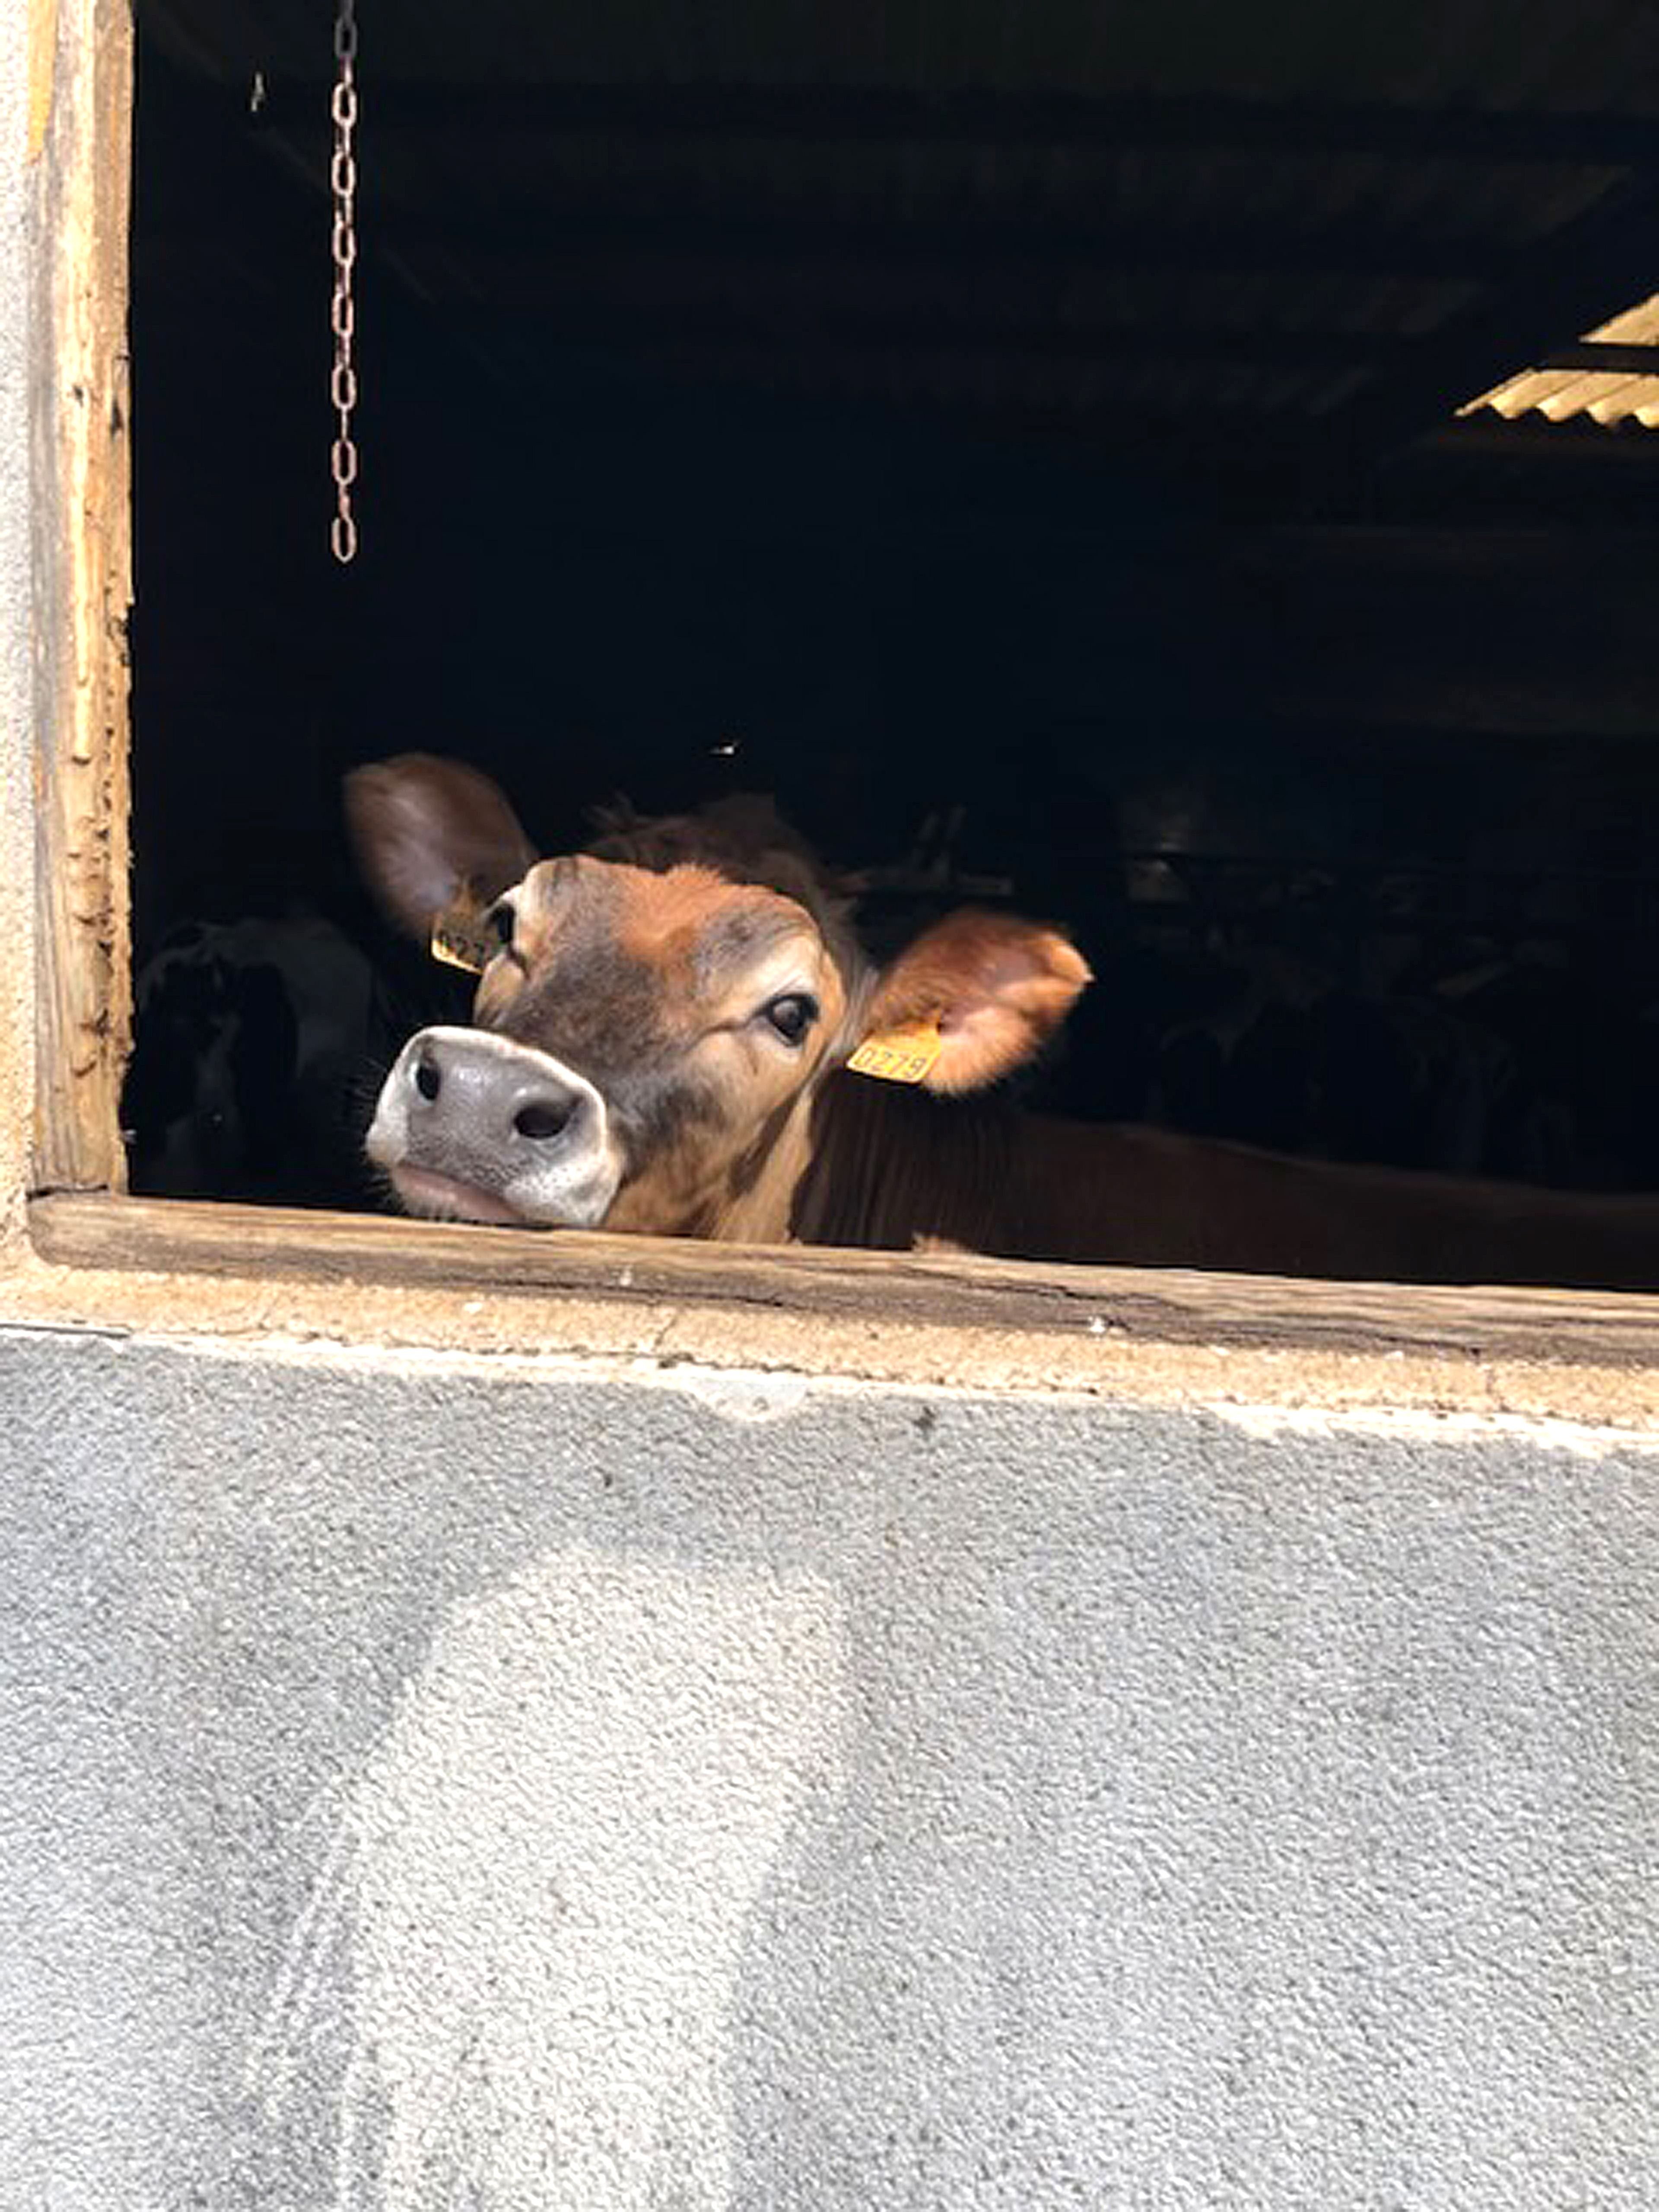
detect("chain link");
top-left (330, 0), bottom-right (360, 562)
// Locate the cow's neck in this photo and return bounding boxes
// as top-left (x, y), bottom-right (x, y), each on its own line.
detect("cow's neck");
top-left (788, 1073), bottom-right (1024, 1252)
top-left (790, 1089), bottom-right (1659, 1287)
top-left (788, 1083), bottom-right (1180, 1261)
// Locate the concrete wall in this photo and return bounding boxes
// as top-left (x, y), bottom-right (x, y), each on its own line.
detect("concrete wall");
top-left (5, 1329), bottom-right (1657, 2211)
top-left (4, 11), bottom-right (1658, 2209)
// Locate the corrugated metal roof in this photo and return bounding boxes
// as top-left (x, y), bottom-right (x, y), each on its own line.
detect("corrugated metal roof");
top-left (1462, 292), bottom-right (1659, 427)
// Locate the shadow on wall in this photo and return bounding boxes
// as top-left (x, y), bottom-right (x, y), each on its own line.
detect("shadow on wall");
top-left (232, 1406), bottom-right (1659, 2210)
top-left (253, 1544), bottom-right (847, 2203)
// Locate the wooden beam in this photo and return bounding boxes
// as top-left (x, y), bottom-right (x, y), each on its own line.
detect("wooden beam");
top-left (1533, 340), bottom-right (1659, 375)
top-left (29, 0), bottom-right (133, 1196)
top-left (435, 301), bottom-right (1423, 371)
top-left (252, 80), bottom-right (1659, 167)
top-left (1427, 417), bottom-right (1659, 461)
top-left (337, 209), bottom-right (1503, 286)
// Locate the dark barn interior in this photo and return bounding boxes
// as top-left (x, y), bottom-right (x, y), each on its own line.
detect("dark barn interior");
top-left (127, 3), bottom-right (1659, 1258)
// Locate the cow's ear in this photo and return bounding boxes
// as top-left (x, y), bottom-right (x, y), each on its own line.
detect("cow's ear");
top-left (856, 910), bottom-right (1091, 1095)
top-left (345, 754), bottom-right (539, 939)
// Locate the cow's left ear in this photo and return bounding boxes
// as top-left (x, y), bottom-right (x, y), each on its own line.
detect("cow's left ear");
top-left (345, 753), bottom-right (538, 941)
top-left (855, 910), bottom-right (1092, 1095)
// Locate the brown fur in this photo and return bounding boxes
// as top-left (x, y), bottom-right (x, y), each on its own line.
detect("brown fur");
top-left (588, 793), bottom-right (860, 980)
top-left (350, 755), bottom-right (1659, 1287)
top-left (475, 853), bottom-right (850, 1241)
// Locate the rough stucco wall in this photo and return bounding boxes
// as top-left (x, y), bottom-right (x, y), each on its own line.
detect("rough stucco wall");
top-left (4, 1323), bottom-right (1656, 2211)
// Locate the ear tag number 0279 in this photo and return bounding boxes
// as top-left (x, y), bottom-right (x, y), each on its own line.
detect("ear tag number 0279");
top-left (430, 898), bottom-right (495, 975)
top-left (847, 1019), bottom-right (943, 1085)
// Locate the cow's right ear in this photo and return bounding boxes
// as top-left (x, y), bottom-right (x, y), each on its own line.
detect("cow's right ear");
top-left (853, 908), bottom-right (1091, 1094)
top-left (344, 753), bottom-right (539, 939)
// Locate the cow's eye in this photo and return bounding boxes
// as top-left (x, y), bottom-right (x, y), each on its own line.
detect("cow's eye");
top-left (486, 901), bottom-right (515, 951)
top-left (764, 992), bottom-right (818, 1045)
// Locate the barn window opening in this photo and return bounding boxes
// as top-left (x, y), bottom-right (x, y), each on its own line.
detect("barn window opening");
top-left (70, 6), bottom-right (1659, 1290)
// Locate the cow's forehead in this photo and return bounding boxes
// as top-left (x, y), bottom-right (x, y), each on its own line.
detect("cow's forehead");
top-left (514, 855), bottom-right (826, 982)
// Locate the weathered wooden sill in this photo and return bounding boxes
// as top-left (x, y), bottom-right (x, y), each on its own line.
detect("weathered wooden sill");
top-left (26, 1191), bottom-right (1659, 1376)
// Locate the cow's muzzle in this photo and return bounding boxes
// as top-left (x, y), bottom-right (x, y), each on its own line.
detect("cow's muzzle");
top-left (366, 1025), bottom-right (623, 1228)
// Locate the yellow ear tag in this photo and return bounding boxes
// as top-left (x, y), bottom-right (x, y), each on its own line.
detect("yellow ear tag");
top-left (847, 1019), bottom-right (943, 1085)
top-left (429, 899), bottom-right (495, 975)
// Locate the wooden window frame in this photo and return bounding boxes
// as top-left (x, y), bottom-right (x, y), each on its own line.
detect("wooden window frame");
top-left (21, 0), bottom-right (1659, 1420)
top-left (32, 0), bottom-right (133, 1203)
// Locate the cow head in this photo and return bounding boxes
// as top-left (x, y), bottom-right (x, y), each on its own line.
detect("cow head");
top-left (347, 754), bottom-right (1090, 1239)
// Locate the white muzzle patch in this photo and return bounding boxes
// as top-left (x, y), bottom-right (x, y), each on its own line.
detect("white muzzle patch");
top-left (366, 1025), bottom-right (624, 1228)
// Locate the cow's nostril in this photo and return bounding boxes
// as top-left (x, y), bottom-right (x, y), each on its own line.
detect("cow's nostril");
top-left (515, 1097), bottom-right (572, 1142)
top-left (413, 1055), bottom-right (442, 1103)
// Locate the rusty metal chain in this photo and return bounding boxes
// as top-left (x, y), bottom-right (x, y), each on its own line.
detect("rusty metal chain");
top-left (330, 0), bottom-right (360, 562)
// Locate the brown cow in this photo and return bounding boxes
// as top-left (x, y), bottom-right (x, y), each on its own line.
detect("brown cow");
top-left (348, 754), bottom-right (1659, 1290)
